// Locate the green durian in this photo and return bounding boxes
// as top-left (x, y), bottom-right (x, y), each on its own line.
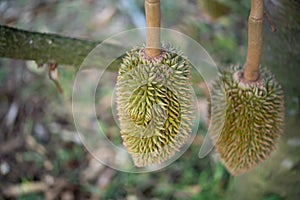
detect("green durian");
top-left (116, 44), bottom-right (195, 167)
top-left (209, 65), bottom-right (284, 175)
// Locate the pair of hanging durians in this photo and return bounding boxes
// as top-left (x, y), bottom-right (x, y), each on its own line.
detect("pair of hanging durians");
top-left (116, 0), bottom-right (284, 176)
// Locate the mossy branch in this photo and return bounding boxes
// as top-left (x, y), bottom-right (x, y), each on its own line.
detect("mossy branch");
top-left (0, 25), bottom-right (121, 70)
top-left (244, 0), bottom-right (264, 82)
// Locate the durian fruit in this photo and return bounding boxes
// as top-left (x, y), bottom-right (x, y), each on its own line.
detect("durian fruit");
top-left (209, 0), bottom-right (285, 175)
top-left (209, 65), bottom-right (284, 175)
top-left (116, 44), bottom-right (195, 167)
top-left (116, 0), bottom-right (195, 167)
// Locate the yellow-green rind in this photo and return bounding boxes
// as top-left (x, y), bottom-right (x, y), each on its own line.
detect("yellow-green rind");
top-left (116, 44), bottom-right (195, 167)
top-left (209, 65), bottom-right (284, 175)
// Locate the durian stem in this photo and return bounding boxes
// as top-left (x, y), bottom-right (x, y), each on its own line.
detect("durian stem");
top-left (244, 0), bottom-right (264, 82)
top-left (145, 0), bottom-right (161, 57)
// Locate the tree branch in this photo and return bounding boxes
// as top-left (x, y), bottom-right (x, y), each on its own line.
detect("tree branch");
top-left (0, 25), bottom-right (121, 70)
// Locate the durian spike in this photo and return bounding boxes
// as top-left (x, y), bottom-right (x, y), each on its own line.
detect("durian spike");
top-left (145, 0), bottom-right (161, 57)
top-left (244, 0), bottom-right (263, 82)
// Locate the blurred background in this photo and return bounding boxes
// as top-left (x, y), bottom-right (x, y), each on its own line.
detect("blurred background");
top-left (0, 0), bottom-right (299, 199)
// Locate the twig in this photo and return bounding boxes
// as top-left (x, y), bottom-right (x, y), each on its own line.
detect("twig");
top-left (25, 134), bottom-right (47, 156)
top-left (25, 134), bottom-right (53, 170)
top-left (48, 63), bottom-right (63, 94)
top-left (3, 182), bottom-right (48, 197)
top-left (264, 10), bottom-right (276, 32)
top-left (44, 178), bottom-right (69, 200)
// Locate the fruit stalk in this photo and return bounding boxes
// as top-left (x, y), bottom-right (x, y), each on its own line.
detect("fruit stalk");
top-left (145, 0), bottom-right (161, 57)
top-left (244, 0), bottom-right (264, 82)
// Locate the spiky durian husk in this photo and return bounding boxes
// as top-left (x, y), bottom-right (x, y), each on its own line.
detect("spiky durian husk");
top-left (209, 65), bottom-right (284, 175)
top-left (116, 44), bottom-right (195, 167)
